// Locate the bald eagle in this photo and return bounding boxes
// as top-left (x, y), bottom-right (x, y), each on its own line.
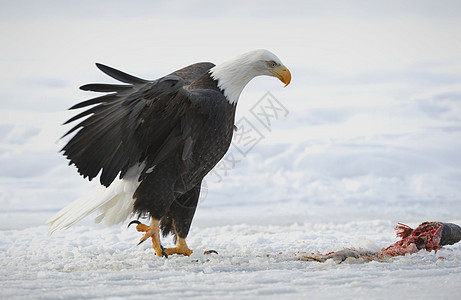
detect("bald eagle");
top-left (48, 49), bottom-right (291, 257)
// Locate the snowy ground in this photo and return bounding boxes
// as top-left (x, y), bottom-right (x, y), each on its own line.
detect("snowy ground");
top-left (2, 222), bottom-right (461, 299)
top-left (1, 1), bottom-right (461, 299)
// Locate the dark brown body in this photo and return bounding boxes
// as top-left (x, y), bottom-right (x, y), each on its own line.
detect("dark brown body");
top-left (62, 63), bottom-right (236, 240)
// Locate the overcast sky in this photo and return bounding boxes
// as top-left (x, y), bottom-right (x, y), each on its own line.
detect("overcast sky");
top-left (1, 0), bottom-right (460, 112)
top-left (2, 0), bottom-right (461, 21)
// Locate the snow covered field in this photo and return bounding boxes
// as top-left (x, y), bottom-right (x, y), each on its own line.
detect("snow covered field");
top-left (1, 1), bottom-right (461, 299)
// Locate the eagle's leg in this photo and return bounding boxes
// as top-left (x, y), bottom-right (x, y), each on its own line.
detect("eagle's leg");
top-left (134, 218), bottom-right (167, 257)
top-left (164, 237), bottom-right (193, 256)
top-left (160, 184), bottom-right (201, 256)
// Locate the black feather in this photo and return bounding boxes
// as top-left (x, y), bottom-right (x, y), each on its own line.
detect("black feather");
top-left (69, 94), bottom-right (116, 110)
top-left (80, 83), bottom-right (133, 93)
top-left (63, 106), bottom-right (102, 125)
top-left (96, 63), bottom-right (149, 85)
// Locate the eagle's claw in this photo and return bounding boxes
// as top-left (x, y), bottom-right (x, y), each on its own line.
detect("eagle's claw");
top-left (128, 220), bottom-right (141, 228)
top-left (160, 245), bottom-right (169, 258)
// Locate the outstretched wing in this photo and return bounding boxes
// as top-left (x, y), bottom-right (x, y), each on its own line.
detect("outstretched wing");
top-left (61, 62), bottom-right (215, 187)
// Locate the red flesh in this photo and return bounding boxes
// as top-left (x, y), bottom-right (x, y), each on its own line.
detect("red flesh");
top-left (381, 222), bottom-right (443, 257)
top-left (298, 222), bottom-right (449, 263)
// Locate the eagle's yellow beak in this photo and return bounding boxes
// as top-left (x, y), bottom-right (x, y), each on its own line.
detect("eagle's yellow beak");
top-left (270, 65), bottom-right (291, 87)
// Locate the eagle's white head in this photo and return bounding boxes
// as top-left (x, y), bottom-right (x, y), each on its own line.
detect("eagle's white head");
top-left (210, 49), bottom-right (291, 104)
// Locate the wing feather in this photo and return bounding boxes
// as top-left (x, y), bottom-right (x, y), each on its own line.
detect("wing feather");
top-left (61, 63), bottom-right (214, 187)
top-left (80, 83), bottom-right (133, 93)
top-left (69, 94), bottom-right (117, 110)
top-left (96, 63), bottom-right (148, 84)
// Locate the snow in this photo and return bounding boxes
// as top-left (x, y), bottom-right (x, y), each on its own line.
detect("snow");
top-left (2, 1), bottom-right (461, 299)
top-left (2, 222), bottom-right (461, 299)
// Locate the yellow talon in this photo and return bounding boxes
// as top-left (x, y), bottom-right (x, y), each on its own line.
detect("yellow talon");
top-left (164, 237), bottom-right (193, 256)
top-left (129, 219), bottom-right (196, 257)
top-left (130, 218), bottom-right (167, 257)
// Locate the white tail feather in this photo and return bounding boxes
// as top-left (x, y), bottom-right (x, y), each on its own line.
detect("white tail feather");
top-left (47, 164), bottom-right (143, 234)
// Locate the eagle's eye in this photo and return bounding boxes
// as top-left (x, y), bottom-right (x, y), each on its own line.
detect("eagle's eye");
top-left (269, 61), bottom-right (277, 68)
